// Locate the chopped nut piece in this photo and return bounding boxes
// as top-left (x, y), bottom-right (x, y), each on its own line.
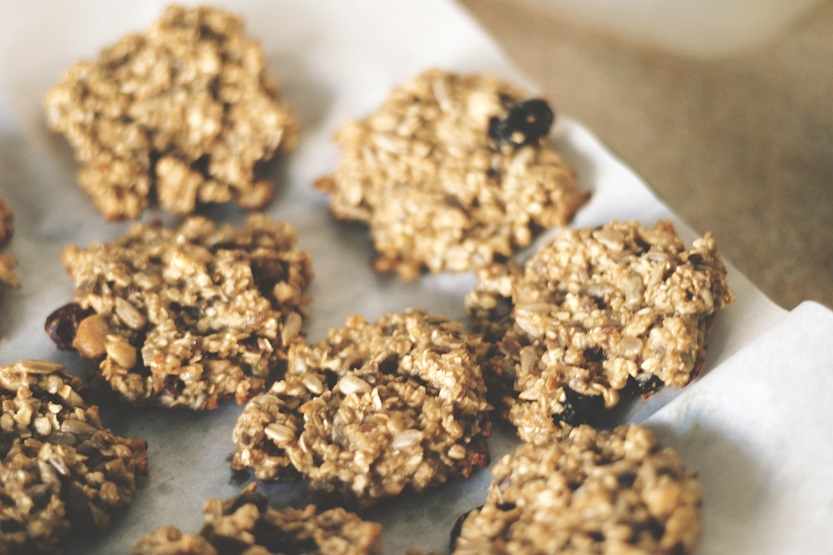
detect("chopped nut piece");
top-left (131, 485), bottom-right (382, 555)
top-left (232, 309), bottom-right (491, 506)
top-left (0, 360), bottom-right (148, 553)
top-left (72, 314), bottom-right (109, 358)
top-left (318, 68), bottom-right (588, 279)
top-left (44, 5), bottom-right (299, 220)
top-left (48, 214), bottom-right (314, 410)
top-left (467, 220), bottom-right (735, 443)
top-left (453, 424), bottom-right (701, 555)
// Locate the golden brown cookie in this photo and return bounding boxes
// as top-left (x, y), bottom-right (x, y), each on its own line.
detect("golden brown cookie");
top-left (0, 359), bottom-right (148, 553)
top-left (232, 309), bottom-right (491, 506)
top-left (45, 214), bottom-right (313, 409)
top-left (453, 424), bottom-right (701, 555)
top-left (131, 485), bottom-right (382, 555)
top-left (44, 5), bottom-right (299, 220)
top-left (467, 220), bottom-right (734, 443)
top-left (316, 68), bottom-right (588, 280)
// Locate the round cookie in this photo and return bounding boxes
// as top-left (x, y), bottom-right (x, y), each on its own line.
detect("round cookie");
top-left (44, 5), bottom-right (299, 220)
top-left (132, 485), bottom-right (382, 555)
top-left (0, 359), bottom-right (148, 553)
top-left (316, 68), bottom-right (588, 280)
top-left (232, 309), bottom-right (491, 506)
top-left (45, 214), bottom-right (313, 410)
top-left (466, 220), bottom-right (735, 443)
top-left (452, 424), bottom-right (701, 555)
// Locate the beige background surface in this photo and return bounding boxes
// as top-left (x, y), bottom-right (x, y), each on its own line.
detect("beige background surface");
top-left (461, 0), bottom-right (833, 310)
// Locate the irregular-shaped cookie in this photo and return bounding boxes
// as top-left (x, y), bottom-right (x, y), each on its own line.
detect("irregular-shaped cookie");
top-left (316, 68), bottom-right (588, 280)
top-left (466, 220), bottom-right (734, 443)
top-left (0, 359), bottom-right (148, 553)
top-left (452, 424), bottom-right (701, 555)
top-left (45, 214), bottom-right (313, 410)
top-left (44, 5), bottom-right (299, 220)
top-left (131, 484), bottom-right (382, 555)
top-left (232, 309), bottom-right (491, 506)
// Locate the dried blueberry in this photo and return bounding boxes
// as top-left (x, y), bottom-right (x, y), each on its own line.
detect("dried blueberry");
top-left (489, 98), bottom-right (554, 148)
top-left (45, 303), bottom-right (93, 351)
top-left (450, 505), bottom-right (482, 551)
top-left (631, 374), bottom-right (664, 395)
top-left (559, 388), bottom-right (605, 427)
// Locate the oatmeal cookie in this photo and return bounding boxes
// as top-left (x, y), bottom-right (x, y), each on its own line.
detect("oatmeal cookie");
top-left (452, 424), bottom-right (701, 555)
top-left (44, 4), bottom-right (299, 220)
top-left (232, 309), bottom-right (491, 506)
top-left (132, 484), bottom-right (382, 555)
top-left (467, 220), bottom-right (734, 443)
top-left (45, 214), bottom-right (313, 410)
top-left (315, 68), bottom-right (588, 280)
top-left (0, 359), bottom-right (148, 554)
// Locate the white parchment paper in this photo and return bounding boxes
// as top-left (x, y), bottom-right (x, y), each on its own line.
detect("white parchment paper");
top-left (1, 1), bottom-right (826, 553)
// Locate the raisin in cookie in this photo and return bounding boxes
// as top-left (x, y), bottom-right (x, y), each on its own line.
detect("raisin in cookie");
top-left (466, 220), bottom-right (734, 444)
top-left (452, 424), bottom-right (701, 555)
top-left (132, 484), bottom-right (382, 555)
top-left (232, 309), bottom-right (491, 506)
top-left (315, 68), bottom-right (588, 280)
top-left (44, 5), bottom-right (299, 220)
top-left (0, 359), bottom-right (148, 553)
top-left (45, 214), bottom-right (313, 410)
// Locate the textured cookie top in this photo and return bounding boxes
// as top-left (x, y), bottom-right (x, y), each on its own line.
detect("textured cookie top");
top-left (466, 220), bottom-right (734, 443)
top-left (233, 309), bottom-right (491, 506)
top-left (453, 424), bottom-right (701, 555)
top-left (44, 4), bottom-right (299, 220)
top-left (132, 486), bottom-right (383, 555)
top-left (0, 359), bottom-right (148, 554)
top-left (46, 214), bottom-right (313, 410)
top-left (316, 68), bottom-right (588, 280)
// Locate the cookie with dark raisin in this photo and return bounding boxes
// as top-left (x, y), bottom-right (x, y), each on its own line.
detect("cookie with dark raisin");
top-left (0, 359), bottom-right (148, 554)
top-left (232, 309), bottom-right (491, 507)
top-left (315, 68), bottom-right (588, 280)
top-left (45, 214), bottom-right (313, 410)
top-left (452, 424), bottom-right (701, 555)
top-left (466, 220), bottom-right (734, 443)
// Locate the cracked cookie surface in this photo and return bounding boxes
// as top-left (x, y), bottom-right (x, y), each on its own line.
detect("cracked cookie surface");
top-left (132, 485), bottom-right (382, 555)
top-left (0, 359), bottom-right (148, 554)
top-left (44, 5), bottom-right (299, 220)
top-left (466, 220), bottom-right (734, 443)
top-left (316, 68), bottom-right (588, 280)
top-left (46, 214), bottom-right (313, 410)
top-left (232, 309), bottom-right (491, 506)
top-left (453, 424), bottom-right (701, 555)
